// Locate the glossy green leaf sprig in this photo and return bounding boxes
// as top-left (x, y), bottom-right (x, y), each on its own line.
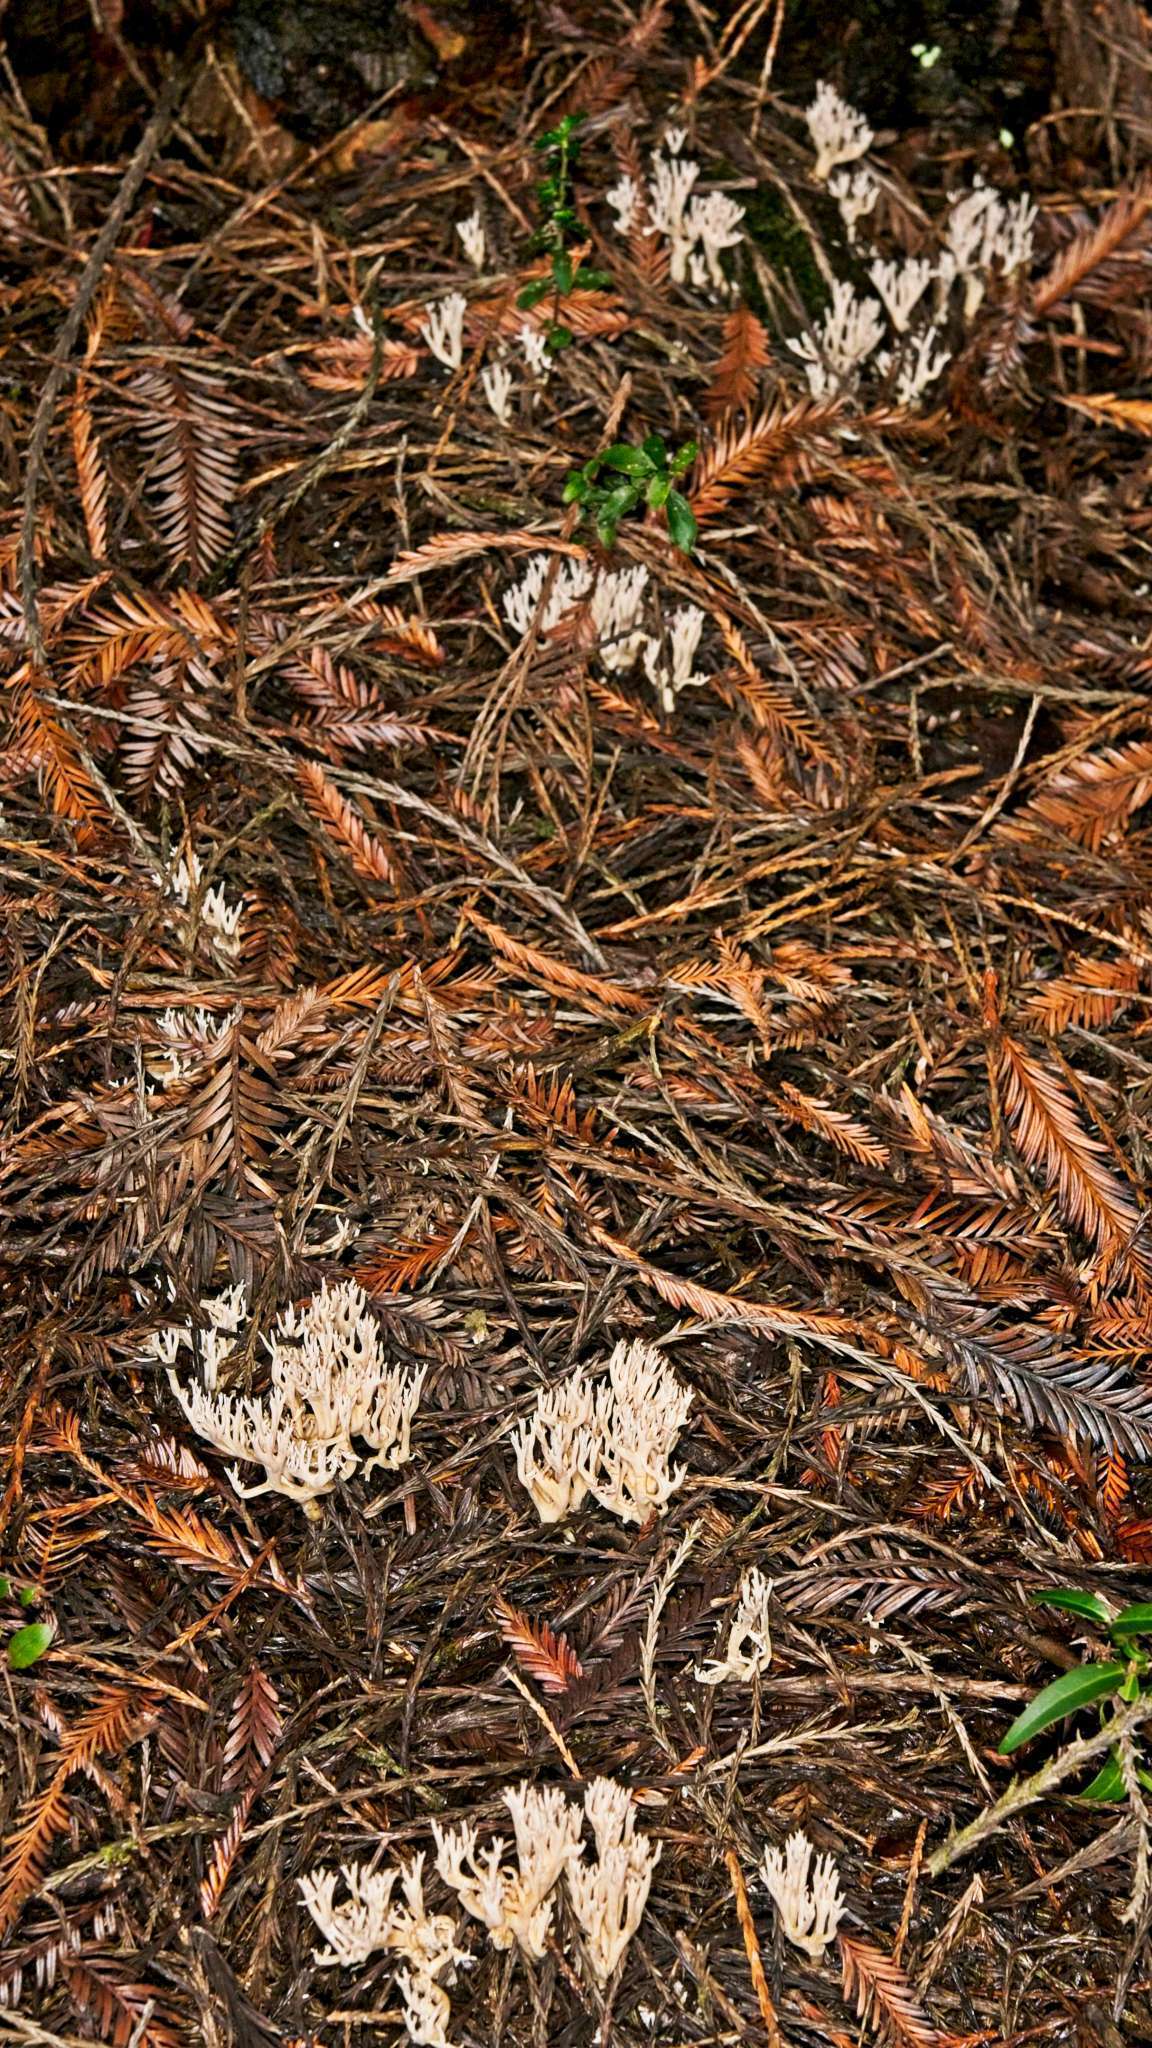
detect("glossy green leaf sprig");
top-left (517, 114), bottom-right (611, 353)
top-left (562, 434), bottom-right (698, 551)
top-left (1, 1574), bottom-right (52, 1669)
top-left (999, 1586), bottom-right (1152, 1801)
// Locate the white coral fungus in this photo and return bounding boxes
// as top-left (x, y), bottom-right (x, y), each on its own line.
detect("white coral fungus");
top-left (760, 1831), bottom-right (845, 1959)
top-left (144, 1278), bottom-right (244, 1387)
top-left (167, 1279), bottom-right (425, 1504)
top-left (300, 1852), bottom-right (465, 2047)
top-left (606, 173), bottom-right (641, 236)
top-left (435, 1777), bottom-right (658, 1984)
top-left (941, 181), bottom-right (1036, 317)
top-left (169, 852), bottom-right (243, 958)
top-left (565, 1778), bottom-right (660, 1983)
top-left (867, 255), bottom-right (935, 333)
top-left (512, 1372), bottom-right (596, 1524)
top-left (434, 1782), bottom-right (583, 1960)
top-left (148, 1006), bottom-right (227, 1083)
top-left (502, 554), bottom-right (593, 639)
top-left (300, 1853), bottom-right (462, 1973)
top-left (519, 323), bottom-right (551, 377)
top-left (644, 150), bottom-right (743, 288)
top-left (805, 81), bottom-right (873, 183)
top-left (455, 210), bottom-right (486, 270)
top-left (420, 291), bottom-right (468, 370)
top-left (695, 1568), bottom-right (774, 1686)
top-left (585, 1338), bottom-right (693, 1525)
top-left (643, 604), bottom-right (707, 714)
top-left (787, 278), bottom-right (885, 397)
top-left (880, 324), bottom-right (951, 406)
top-left (646, 150), bottom-right (701, 282)
top-left (591, 565), bottom-right (650, 672)
top-left (395, 1969), bottom-right (453, 2047)
top-left (481, 359), bottom-right (514, 426)
top-left (687, 189), bottom-right (746, 289)
top-left (307, 1778), bottom-right (657, 2000)
top-left (505, 1783), bottom-right (584, 1899)
top-left (504, 561), bottom-right (650, 669)
top-left (828, 167), bottom-right (877, 243)
top-left (516, 1339), bottom-right (692, 1527)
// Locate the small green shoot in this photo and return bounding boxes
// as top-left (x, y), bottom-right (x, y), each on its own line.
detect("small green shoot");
top-left (999, 1587), bottom-right (1152, 1800)
top-left (8, 1620), bottom-right (55, 1670)
top-left (562, 433), bottom-right (698, 551)
top-left (517, 114), bottom-right (611, 353)
top-left (2, 1575), bottom-right (52, 1668)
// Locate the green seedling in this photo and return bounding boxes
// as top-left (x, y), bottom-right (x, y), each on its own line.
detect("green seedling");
top-left (1000, 1587), bottom-right (1152, 1800)
top-left (517, 114), bottom-right (611, 352)
top-left (562, 433), bottom-right (698, 551)
top-left (1, 1575), bottom-right (53, 1669)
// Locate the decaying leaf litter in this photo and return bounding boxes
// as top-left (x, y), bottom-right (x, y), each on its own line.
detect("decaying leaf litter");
top-left (3, 0), bottom-right (1152, 2038)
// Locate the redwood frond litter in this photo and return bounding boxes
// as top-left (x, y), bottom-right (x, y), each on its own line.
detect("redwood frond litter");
top-left (998, 1033), bottom-right (1142, 1252)
top-left (1033, 173), bottom-right (1152, 315)
top-left (383, 529), bottom-right (589, 587)
top-left (1009, 738), bottom-right (1152, 850)
top-left (300, 333), bottom-right (423, 390)
top-left (9, 664), bottom-right (106, 841)
top-left (493, 1596), bottom-right (585, 1695)
top-left (689, 397), bottom-right (844, 522)
top-left (838, 1932), bottom-right (947, 2047)
top-left (132, 364), bottom-right (241, 578)
top-left (222, 1668), bottom-right (282, 1787)
top-left (1021, 957), bottom-right (1140, 1035)
top-left (199, 1789), bottom-right (256, 1921)
top-left (64, 1958), bottom-right (185, 2048)
top-left (0, 1690), bottom-right (157, 1937)
top-left (71, 383), bottom-right (109, 558)
top-left (775, 1080), bottom-right (889, 1168)
top-left (297, 757), bottom-right (401, 885)
top-left (704, 306), bottom-right (771, 418)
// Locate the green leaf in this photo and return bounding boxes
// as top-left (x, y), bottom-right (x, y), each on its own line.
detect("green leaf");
top-left (562, 474), bottom-right (590, 504)
top-left (552, 250), bottom-right (574, 294)
top-left (1081, 1750), bottom-right (1127, 1801)
top-left (16, 1584), bottom-right (37, 1607)
top-left (595, 515), bottom-right (620, 548)
top-left (665, 490), bottom-right (698, 553)
top-left (599, 445), bottom-right (655, 476)
top-left (1032, 1588), bottom-right (1115, 1626)
top-left (517, 280), bottom-right (550, 310)
top-left (0, 1577), bottom-right (9, 1600)
top-left (641, 433), bottom-right (669, 469)
top-left (578, 268), bottom-right (612, 288)
top-left (602, 481), bottom-right (638, 513)
top-left (999, 1662), bottom-right (1128, 1755)
top-left (546, 324), bottom-right (573, 351)
top-left (647, 476), bottom-right (671, 509)
top-left (8, 1620), bottom-right (55, 1670)
top-left (1110, 1603), bottom-right (1152, 1638)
